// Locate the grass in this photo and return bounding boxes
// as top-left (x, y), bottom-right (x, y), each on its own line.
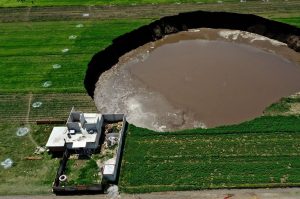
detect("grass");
top-left (120, 115), bottom-right (300, 193)
top-left (0, 11), bottom-right (150, 196)
top-left (1, 0), bottom-right (298, 8)
top-left (65, 158), bottom-right (100, 186)
top-left (273, 17), bottom-right (300, 27)
top-left (0, 1), bottom-right (299, 195)
top-left (1, 17), bottom-right (298, 94)
top-left (264, 94), bottom-right (300, 116)
top-left (0, 93), bottom-right (98, 123)
top-left (0, 19), bottom-right (151, 93)
top-left (0, 0), bottom-right (240, 7)
top-left (0, 123), bottom-right (59, 195)
top-left (0, 93), bottom-right (98, 195)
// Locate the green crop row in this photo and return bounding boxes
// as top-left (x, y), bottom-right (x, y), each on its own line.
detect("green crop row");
top-left (0, 0), bottom-right (239, 7)
top-left (0, 19), bottom-right (151, 93)
top-left (274, 17), bottom-right (300, 28)
top-left (120, 115), bottom-right (300, 193)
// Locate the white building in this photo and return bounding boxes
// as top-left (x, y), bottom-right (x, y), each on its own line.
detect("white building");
top-left (46, 108), bottom-right (103, 152)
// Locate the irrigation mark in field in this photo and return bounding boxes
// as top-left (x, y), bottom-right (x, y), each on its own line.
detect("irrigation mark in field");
top-left (32, 101), bottom-right (42, 108)
top-left (68, 35), bottom-right (77, 40)
top-left (76, 24), bottom-right (84, 28)
top-left (26, 93), bottom-right (32, 124)
top-left (16, 127), bottom-right (29, 137)
top-left (42, 81), bottom-right (52, 88)
top-left (1, 158), bottom-right (13, 169)
top-left (61, 48), bottom-right (69, 53)
top-left (26, 93), bottom-right (39, 147)
top-left (52, 64), bottom-right (61, 69)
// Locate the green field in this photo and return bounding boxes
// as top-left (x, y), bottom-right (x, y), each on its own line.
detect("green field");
top-left (0, 123), bottom-right (58, 195)
top-left (0, 0), bottom-right (241, 7)
top-left (65, 158), bottom-right (100, 186)
top-left (120, 115), bottom-right (300, 193)
top-left (0, 15), bottom-right (151, 195)
top-left (119, 93), bottom-right (300, 193)
top-left (274, 17), bottom-right (300, 27)
top-left (0, 0), bottom-right (300, 195)
top-left (0, 19), bottom-right (151, 93)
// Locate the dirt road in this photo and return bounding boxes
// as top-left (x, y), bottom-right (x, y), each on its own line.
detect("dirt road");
top-left (1, 188), bottom-right (300, 199)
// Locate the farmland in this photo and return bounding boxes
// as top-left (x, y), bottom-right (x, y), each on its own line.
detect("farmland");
top-left (119, 94), bottom-right (300, 193)
top-left (0, 0), bottom-right (300, 196)
top-left (0, 0), bottom-right (271, 7)
top-left (0, 123), bottom-right (58, 194)
top-left (120, 115), bottom-right (300, 193)
top-left (0, 19), bottom-right (151, 93)
top-left (0, 9), bottom-right (151, 195)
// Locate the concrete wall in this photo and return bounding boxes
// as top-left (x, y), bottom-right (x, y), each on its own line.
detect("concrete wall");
top-left (113, 116), bottom-right (127, 181)
top-left (103, 114), bottom-right (124, 122)
top-left (84, 10), bottom-right (300, 98)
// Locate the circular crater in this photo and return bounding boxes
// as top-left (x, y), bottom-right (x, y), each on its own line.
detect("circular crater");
top-left (94, 28), bottom-right (300, 131)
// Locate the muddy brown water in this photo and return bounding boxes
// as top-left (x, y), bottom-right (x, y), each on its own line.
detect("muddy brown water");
top-left (95, 28), bottom-right (300, 131)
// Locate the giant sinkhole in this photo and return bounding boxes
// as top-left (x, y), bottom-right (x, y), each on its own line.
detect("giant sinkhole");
top-left (85, 11), bottom-right (300, 131)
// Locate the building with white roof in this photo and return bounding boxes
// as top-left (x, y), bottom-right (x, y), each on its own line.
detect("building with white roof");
top-left (46, 108), bottom-right (103, 152)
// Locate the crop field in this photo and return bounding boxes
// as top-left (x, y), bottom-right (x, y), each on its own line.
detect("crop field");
top-left (120, 115), bottom-right (300, 193)
top-left (0, 19), bottom-right (151, 93)
top-left (0, 123), bottom-right (58, 195)
top-left (0, 0), bottom-right (300, 195)
top-left (0, 93), bottom-right (97, 123)
top-left (0, 0), bottom-right (261, 7)
top-left (0, 12), bottom-right (150, 195)
top-left (119, 95), bottom-right (300, 193)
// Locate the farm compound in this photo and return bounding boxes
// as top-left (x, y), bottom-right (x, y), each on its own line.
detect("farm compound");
top-left (45, 108), bottom-right (127, 194)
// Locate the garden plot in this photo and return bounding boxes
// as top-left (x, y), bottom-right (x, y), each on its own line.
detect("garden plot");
top-left (120, 115), bottom-right (300, 193)
top-left (62, 156), bottom-right (101, 186)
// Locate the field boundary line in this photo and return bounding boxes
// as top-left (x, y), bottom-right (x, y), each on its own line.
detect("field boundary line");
top-left (26, 93), bottom-right (38, 147)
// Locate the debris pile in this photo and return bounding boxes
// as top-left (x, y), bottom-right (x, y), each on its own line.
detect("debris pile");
top-left (104, 122), bottom-right (123, 134)
top-left (103, 122), bottom-right (123, 148)
top-left (107, 185), bottom-right (120, 199)
top-left (34, 146), bottom-right (46, 155)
